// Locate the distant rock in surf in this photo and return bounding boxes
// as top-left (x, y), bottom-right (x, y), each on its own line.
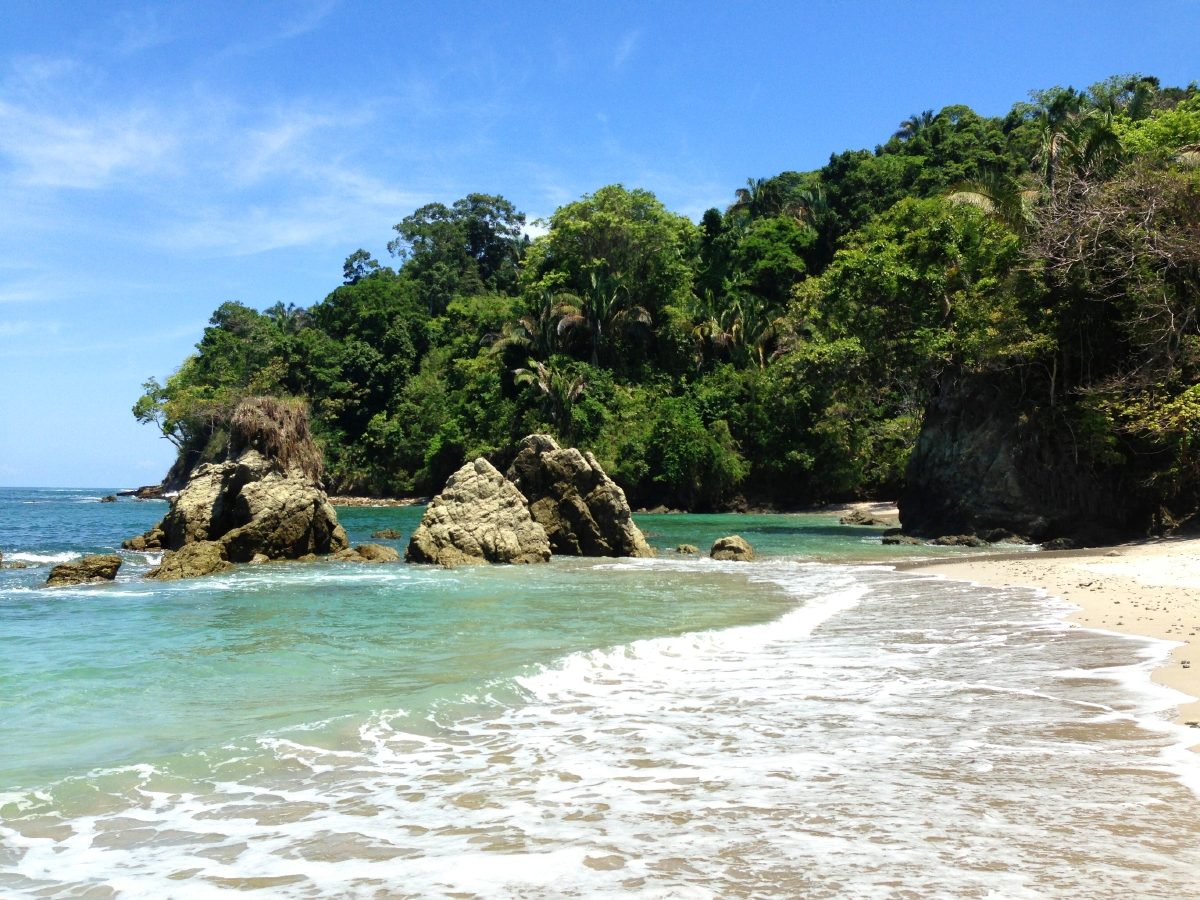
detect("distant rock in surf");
top-left (118, 485), bottom-right (165, 499)
top-left (406, 458), bottom-right (550, 567)
top-left (710, 535), bottom-right (754, 561)
top-left (334, 543), bottom-right (402, 563)
top-left (505, 434), bottom-right (653, 558)
top-left (131, 397), bottom-right (349, 580)
top-left (46, 553), bottom-right (122, 586)
top-left (839, 508), bottom-right (897, 527)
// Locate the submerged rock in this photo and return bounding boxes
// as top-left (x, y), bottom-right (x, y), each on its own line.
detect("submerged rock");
top-left (882, 534), bottom-right (924, 546)
top-left (133, 397), bottom-right (349, 580)
top-left (675, 544), bottom-right (699, 554)
top-left (370, 528), bottom-right (403, 540)
top-left (505, 434), bottom-right (653, 558)
top-left (334, 543), bottom-right (402, 563)
top-left (100, 495), bottom-right (117, 504)
top-left (406, 459), bottom-right (550, 567)
top-left (930, 534), bottom-right (989, 548)
top-left (710, 535), bottom-right (754, 561)
top-left (46, 554), bottom-right (122, 586)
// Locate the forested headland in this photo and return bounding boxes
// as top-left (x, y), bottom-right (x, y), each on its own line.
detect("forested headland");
top-left (135, 75), bottom-right (1200, 541)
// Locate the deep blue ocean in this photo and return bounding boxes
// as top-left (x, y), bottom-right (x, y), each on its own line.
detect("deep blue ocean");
top-left (2, 487), bottom-right (1198, 897)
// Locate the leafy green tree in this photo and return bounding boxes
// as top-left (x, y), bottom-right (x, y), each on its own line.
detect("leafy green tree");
top-left (522, 184), bottom-right (698, 334)
top-left (643, 396), bottom-right (746, 509)
top-left (342, 249), bottom-right (388, 285)
top-left (513, 359), bottom-right (588, 442)
top-left (727, 215), bottom-right (816, 307)
top-left (388, 193), bottom-right (526, 314)
top-left (1114, 93), bottom-right (1200, 158)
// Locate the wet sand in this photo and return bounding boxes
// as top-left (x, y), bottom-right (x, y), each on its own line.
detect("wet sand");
top-left (904, 537), bottom-right (1200, 739)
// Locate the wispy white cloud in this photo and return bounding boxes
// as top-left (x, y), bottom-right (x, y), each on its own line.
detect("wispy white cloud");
top-left (0, 320), bottom-right (204, 358)
top-left (0, 99), bottom-right (176, 189)
top-left (0, 34), bottom-right (530, 270)
top-left (0, 319), bottom-right (41, 337)
top-left (0, 281), bottom-right (44, 304)
top-left (112, 5), bottom-right (177, 55)
top-left (221, 0), bottom-right (340, 57)
top-left (277, 0), bottom-right (340, 42)
top-left (613, 30), bottom-right (641, 70)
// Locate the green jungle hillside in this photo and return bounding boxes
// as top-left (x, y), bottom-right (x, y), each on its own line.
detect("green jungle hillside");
top-left (136, 75), bottom-right (1200, 539)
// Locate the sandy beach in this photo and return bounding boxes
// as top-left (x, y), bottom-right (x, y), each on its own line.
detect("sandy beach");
top-left (903, 537), bottom-right (1200, 740)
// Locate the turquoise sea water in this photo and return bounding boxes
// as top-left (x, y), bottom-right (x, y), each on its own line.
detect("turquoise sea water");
top-left (2, 487), bottom-right (1198, 896)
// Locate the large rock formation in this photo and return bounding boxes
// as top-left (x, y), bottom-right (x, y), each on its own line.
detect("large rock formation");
top-left (505, 434), bottom-right (653, 558)
top-left (129, 397), bottom-right (349, 579)
top-left (46, 554), bottom-right (122, 586)
top-left (406, 459), bottom-right (551, 566)
top-left (900, 376), bottom-right (1125, 543)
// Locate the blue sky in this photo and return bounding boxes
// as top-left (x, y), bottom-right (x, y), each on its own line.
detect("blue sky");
top-left (1, 0), bottom-right (1197, 487)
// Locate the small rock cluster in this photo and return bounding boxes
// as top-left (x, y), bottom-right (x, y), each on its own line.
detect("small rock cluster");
top-left (406, 435), bottom-right (654, 567)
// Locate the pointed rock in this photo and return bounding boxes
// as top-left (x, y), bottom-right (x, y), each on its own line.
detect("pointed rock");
top-left (406, 459), bottom-right (550, 567)
top-left (505, 434), bottom-right (653, 558)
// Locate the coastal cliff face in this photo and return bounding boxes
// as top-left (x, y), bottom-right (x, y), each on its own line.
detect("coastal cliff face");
top-left (899, 377), bottom-right (1125, 542)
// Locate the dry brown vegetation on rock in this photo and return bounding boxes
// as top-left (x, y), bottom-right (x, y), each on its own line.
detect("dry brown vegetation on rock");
top-left (229, 396), bottom-right (324, 480)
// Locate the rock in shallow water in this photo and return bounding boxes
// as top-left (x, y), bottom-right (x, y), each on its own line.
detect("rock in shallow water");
top-left (406, 459), bottom-right (550, 567)
top-left (147, 541), bottom-right (232, 581)
top-left (505, 434), bottom-right (653, 558)
top-left (710, 535), bottom-right (754, 561)
top-left (334, 543), bottom-right (402, 563)
top-left (46, 554), bottom-right (122, 586)
top-left (129, 398), bottom-right (349, 580)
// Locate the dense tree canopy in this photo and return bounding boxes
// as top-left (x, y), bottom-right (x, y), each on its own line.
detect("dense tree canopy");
top-left (136, 74), bottom-right (1200, 530)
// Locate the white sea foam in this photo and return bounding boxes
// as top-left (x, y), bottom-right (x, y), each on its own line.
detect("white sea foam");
top-left (3, 551), bottom-right (79, 565)
top-left (3, 561), bottom-right (1200, 897)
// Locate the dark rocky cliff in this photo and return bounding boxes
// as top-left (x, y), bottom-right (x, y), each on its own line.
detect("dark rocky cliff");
top-left (899, 376), bottom-right (1129, 543)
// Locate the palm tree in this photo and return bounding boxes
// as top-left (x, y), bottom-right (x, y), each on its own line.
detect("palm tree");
top-left (730, 293), bottom-right (780, 370)
top-left (1033, 85), bottom-right (1128, 188)
top-left (689, 290), bottom-right (740, 368)
top-left (894, 109), bottom-right (937, 142)
top-left (556, 271), bottom-right (652, 366)
top-left (729, 177), bottom-right (778, 221)
top-left (513, 359), bottom-right (586, 441)
top-left (945, 170), bottom-right (1038, 233)
top-left (489, 288), bottom-right (574, 360)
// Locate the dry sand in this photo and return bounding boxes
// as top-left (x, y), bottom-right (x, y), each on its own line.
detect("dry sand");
top-left (903, 537), bottom-right (1200, 741)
